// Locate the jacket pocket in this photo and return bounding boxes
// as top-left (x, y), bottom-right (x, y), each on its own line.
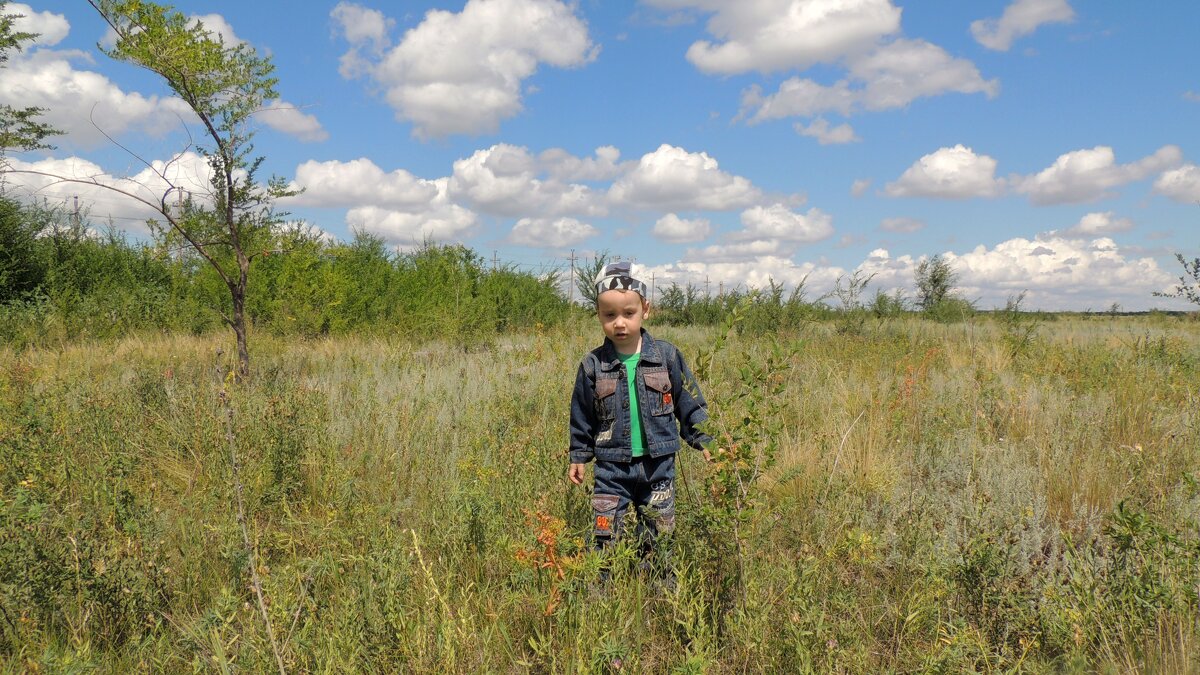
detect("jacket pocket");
top-left (594, 376), bottom-right (618, 421)
top-left (642, 370), bottom-right (673, 415)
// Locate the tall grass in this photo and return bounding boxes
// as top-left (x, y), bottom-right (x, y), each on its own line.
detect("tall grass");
top-left (1, 314), bottom-right (1197, 671)
top-left (0, 206), bottom-right (570, 349)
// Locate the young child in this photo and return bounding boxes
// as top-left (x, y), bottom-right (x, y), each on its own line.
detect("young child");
top-left (568, 261), bottom-right (712, 574)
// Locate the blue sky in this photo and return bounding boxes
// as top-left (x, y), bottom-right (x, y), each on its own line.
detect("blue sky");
top-left (5, 0), bottom-right (1199, 310)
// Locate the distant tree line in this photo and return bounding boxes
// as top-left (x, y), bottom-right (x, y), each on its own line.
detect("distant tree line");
top-left (8, 198), bottom-right (1193, 351)
top-left (0, 199), bottom-right (569, 347)
top-left (645, 254), bottom-right (975, 334)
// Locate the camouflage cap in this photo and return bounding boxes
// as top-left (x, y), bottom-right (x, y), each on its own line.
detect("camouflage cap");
top-left (594, 261), bottom-right (647, 301)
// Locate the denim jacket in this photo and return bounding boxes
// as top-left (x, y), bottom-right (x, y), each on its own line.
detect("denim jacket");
top-left (569, 329), bottom-right (712, 463)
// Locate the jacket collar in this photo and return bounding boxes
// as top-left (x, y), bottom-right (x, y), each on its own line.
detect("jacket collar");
top-left (598, 328), bottom-right (662, 371)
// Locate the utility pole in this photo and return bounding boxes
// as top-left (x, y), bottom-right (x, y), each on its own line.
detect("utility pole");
top-left (705, 275), bottom-right (710, 297)
top-left (718, 281), bottom-right (723, 297)
top-left (650, 273), bottom-right (656, 304)
top-left (568, 249), bottom-right (576, 304)
top-left (492, 250), bottom-right (498, 271)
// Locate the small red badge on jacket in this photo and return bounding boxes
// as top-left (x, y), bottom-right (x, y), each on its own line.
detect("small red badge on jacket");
top-left (663, 392), bottom-right (672, 406)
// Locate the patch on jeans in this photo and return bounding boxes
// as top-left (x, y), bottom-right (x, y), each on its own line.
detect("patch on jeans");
top-left (593, 493), bottom-right (619, 536)
top-left (647, 484), bottom-right (676, 532)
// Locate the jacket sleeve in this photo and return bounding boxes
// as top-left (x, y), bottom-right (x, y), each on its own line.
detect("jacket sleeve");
top-left (672, 347), bottom-right (713, 450)
top-left (568, 360), bottom-right (597, 464)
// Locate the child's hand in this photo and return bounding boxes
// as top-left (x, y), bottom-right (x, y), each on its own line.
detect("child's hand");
top-left (568, 463), bottom-right (586, 485)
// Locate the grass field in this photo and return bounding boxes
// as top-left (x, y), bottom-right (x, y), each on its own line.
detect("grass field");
top-left (2, 313), bottom-right (1198, 672)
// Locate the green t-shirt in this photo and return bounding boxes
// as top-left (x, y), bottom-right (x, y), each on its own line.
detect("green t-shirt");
top-left (619, 351), bottom-right (646, 457)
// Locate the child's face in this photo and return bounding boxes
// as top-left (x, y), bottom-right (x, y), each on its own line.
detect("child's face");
top-left (597, 289), bottom-right (650, 354)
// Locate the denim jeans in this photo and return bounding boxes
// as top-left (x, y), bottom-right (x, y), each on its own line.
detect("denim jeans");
top-left (591, 453), bottom-right (676, 562)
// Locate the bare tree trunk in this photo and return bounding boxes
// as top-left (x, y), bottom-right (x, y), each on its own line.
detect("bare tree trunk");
top-left (231, 286), bottom-right (250, 379)
top-left (227, 245), bottom-right (251, 378)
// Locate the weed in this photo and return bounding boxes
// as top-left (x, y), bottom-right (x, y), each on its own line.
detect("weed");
top-left (998, 291), bottom-right (1042, 359)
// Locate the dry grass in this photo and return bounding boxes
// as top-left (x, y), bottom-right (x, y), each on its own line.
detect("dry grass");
top-left (1, 313), bottom-right (1198, 671)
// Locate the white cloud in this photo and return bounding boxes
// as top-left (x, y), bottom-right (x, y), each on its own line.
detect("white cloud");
top-left (510, 217), bottom-right (597, 248)
top-left (652, 213), bottom-right (712, 243)
top-left (1014, 145), bottom-right (1182, 205)
top-left (745, 39), bottom-right (997, 123)
top-left (284, 157), bottom-right (479, 247)
top-left (5, 152), bottom-right (222, 234)
top-left (330, 2), bottom-right (393, 78)
top-left (1, 11), bottom-right (321, 147)
top-left (880, 217), bottom-right (924, 233)
top-left (449, 144), bottom-right (603, 217)
top-left (643, 256), bottom-right (845, 298)
top-left (953, 237), bottom-right (1175, 310)
top-left (855, 247), bottom-right (918, 286)
top-left (741, 80), bottom-right (852, 119)
top-left (859, 236), bottom-right (1179, 310)
top-left (0, 49), bottom-right (196, 148)
top-left (452, 144), bottom-right (537, 205)
top-left (673, 204), bottom-right (832, 263)
top-left (291, 144), bottom-right (713, 233)
top-left (851, 178), bottom-right (872, 196)
top-left (737, 204), bottom-right (833, 242)
top-left (653, 1), bottom-right (997, 129)
top-left (1061, 211), bottom-right (1133, 237)
top-left (646, 0), bottom-right (902, 75)
top-left (851, 39), bottom-right (1000, 110)
top-left (795, 118), bottom-right (859, 145)
top-left (257, 100), bottom-right (328, 142)
top-left (9, 3), bottom-right (69, 47)
top-left (1153, 163), bottom-right (1200, 203)
top-left (608, 144), bottom-right (762, 211)
top-left (539, 146), bottom-right (627, 181)
top-left (885, 145), bottom-right (1004, 199)
top-left (345, 204), bottom-right (478, 248)
top-left (886, 144), bottom-right (1184, 204)
top-left (971, 0), bottom-right (1075, 51)
top-left (684, 240), bottom-right (800, 264)
top-left (649, 234), bottom-right (1186, 310)
top-left (332, 0), bottom-right (596, 138)
top-left (1185, 91), bottom-right (1200, 103)
top-left (287, 158), bottom-right (441, 210)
